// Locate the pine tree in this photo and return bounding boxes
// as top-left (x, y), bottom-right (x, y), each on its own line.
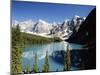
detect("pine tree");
top-left (42, 51), bottom-right (49, 72)
top-left (12, 25), bottom-right (20, 46)
top-left (11, 24), bottom-right (22, 74)
top-left (26, 64), bottom-right (30, 74)
top-left (64, 45), bottom-right (71, 71)
top-left (33, 53), bottom-right (39, 73)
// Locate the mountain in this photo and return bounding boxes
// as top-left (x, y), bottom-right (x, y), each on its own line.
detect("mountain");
top-left (70, 15), bottom-right (85, 32)
top-left (61, 20), bottom-right (68, 31)
top-left (66, 8), bottom-right (96, 45)
top-left (49, 20), bottom-right (68, 39)
top-left (33, 19), bottom-right (52, 34)
top-left (12, 16), bottom-right (85, 40)
top-left (67, 8), bottom-right (96, 69)
top-left (12, 20), bottom-right (34, 32)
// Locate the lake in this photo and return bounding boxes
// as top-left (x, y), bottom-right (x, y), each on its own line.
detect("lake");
top-left (22, 41), bottom-right (83, 72)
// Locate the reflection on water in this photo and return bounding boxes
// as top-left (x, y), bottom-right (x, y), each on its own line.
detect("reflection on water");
top-left (22, 41), bottom-right (83, 71)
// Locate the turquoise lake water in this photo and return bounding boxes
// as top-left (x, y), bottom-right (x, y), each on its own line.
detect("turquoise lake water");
top-left (22, 41), bottom-right (83, 72)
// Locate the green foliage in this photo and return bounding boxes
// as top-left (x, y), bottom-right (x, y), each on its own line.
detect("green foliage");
top-left (21, 33), bottom-right (51, 44)
top-left (52, 37), bottom-right (62, 42)
top-left (64, 45), bottom-right (71, 71)
top-left (45, 51), bottom-right (49, 65)
top-left (11, 25), bottom-right (23, 74)
top-left (12, 25), bottom-right (23, 46)
top-left (42, 51), bottom-right (49, 72)
top-left (11, 25), bottom-right (61, 74)
top-left (42, 63), bottom-right (49, 72)
top-left (21, 33), bottom-right (62, 45)
top-left (11, 45), bottom-right (22, 74)
top-left (26, 64), bottom-right (30, 73)
top-left (33, 53), bottom-right (39, 73)
top-left (12, 25), bottom-right (62, 46)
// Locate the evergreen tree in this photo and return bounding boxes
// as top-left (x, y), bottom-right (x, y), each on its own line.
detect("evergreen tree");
top-left (33, 53), bottom-right (39, 73)
top-left (11, 24), bottom-right (23, 74)
top-left (12, 25), bottom-right (21, 46)
top-left (26, 64), bottom-right (30, 74)
top-left (42, 51), bottom-right (49, 72)
top-left (64, 45), bottom-right (71, 71)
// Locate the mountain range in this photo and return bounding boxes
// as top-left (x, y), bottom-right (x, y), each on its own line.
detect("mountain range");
top-left (12, 15), bottom-right (85, 40)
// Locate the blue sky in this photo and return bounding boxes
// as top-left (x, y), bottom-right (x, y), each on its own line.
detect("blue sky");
top-left (12, 1), bottom-right (95, 23)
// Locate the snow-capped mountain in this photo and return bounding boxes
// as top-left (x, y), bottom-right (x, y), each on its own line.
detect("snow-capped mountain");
top-left (12, 20), bottom-right (34, 32)
top-left (33, 19), bottom-right (52, 33)
top-left (12, 15), bottom-right (85, 40)
top-left (70, 15), bottom-right (85, 32)
top-left (49, 19), bottom-right (71, 39)
top-left (61, 20), bottom-right (68, 31)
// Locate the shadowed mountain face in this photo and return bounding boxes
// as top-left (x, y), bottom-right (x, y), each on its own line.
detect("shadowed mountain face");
top-left (66, 8), bottom-right (96, 46)
top-left (66, 8), bottom-right (96, 69)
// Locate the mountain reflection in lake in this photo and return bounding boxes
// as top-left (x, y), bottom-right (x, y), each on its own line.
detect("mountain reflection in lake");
top-left (22, 41), bottom-right (83, 72)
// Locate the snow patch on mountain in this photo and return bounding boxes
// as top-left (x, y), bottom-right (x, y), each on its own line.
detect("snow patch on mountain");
top-left (33, 19), bottom-right (52, 33)
top-left (12, 15), bottom-right (86, 40)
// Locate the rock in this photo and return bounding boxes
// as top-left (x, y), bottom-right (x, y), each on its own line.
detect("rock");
top-left (66, 8), bottom-right (96, 45)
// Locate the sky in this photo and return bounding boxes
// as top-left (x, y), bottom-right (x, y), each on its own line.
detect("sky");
top-left (12, 1), bottom-right (95, 23)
